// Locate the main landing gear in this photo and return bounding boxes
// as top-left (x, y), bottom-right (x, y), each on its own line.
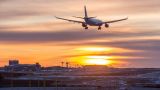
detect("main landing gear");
top-left (85, 26), bottom-right (88, 29)
top-left (82, 23), bottom-right (88, 30)
top-left (98, 26), bottom-right (101, 30)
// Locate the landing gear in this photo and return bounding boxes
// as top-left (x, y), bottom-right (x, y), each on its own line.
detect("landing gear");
top-left (85, 26), bottom-right (88, 29)
top-left (82, 23), bottom-right (88, 30)
top-left (98, 26), bottom-right (101, 30)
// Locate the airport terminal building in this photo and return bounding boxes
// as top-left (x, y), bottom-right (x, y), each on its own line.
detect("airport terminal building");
top-left (4, 60), bottom-right (41, 72)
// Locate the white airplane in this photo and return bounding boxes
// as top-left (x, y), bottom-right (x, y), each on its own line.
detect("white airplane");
top-left (55, 6), bottom-right (128, 30)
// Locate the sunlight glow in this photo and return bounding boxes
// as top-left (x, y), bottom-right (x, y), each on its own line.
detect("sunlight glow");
top-left (84, 56), bottom-right (111, 65)
top-left (74, 47), bottom-right (113, 65)
top-left (87, 56), bottom-right (110, 59)
top-left (85, 59), bottom-right (110, 65)
top-left (77, 47), bottom-right (112, 52)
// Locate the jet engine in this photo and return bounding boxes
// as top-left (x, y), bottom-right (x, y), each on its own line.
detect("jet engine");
top-left (105, 24), bottom-right (109, 28)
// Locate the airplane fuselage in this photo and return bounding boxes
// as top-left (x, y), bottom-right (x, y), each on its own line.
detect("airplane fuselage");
top-left (85, 18), bottom-right (103, 26)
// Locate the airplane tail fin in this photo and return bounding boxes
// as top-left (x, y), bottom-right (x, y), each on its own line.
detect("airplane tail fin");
top-left (84, 6), bottom-right (88, 18)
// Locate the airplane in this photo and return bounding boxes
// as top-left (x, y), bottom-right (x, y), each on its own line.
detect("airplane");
top-left (55, 6), bottom-right (128, 30)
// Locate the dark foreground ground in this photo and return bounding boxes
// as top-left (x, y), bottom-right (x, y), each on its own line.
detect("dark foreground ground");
top-left (0, 68), bottom-right (160, 90)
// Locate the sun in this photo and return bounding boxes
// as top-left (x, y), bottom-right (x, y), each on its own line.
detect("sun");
top-left (85, 59), bottom-right (110, 65)
top-left (84, 56), bottom-right (111, 65)
top-left (74, 47), bottom-right (113, 65)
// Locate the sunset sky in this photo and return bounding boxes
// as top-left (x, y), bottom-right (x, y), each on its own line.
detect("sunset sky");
top-left (0, 0), bottom-right (160, 68)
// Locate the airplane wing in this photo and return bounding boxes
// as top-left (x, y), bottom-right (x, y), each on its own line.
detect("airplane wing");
top-left (55, 16), bottom-right (84, 24)
top-left (104, 17), bottom-right (128, 23)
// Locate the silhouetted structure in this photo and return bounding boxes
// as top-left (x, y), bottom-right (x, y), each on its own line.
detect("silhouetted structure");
top-left (5, 60), bottom-right (41, 72)
top-left (66, 62), bottom-right (69, 68)
top-left (9, 60), bottom-right (19, 66)
top-left (61, 62), bottom-right (64, 67)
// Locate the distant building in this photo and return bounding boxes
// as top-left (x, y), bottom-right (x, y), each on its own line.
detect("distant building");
top-left (9, 60), bottom-right (19, 66)
top-left (5, 60), bottom-right (41, 72)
